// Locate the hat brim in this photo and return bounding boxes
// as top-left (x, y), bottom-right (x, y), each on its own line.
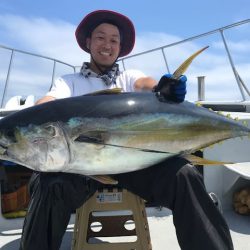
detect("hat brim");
top-left (75, 10), bottom-right (135, 57)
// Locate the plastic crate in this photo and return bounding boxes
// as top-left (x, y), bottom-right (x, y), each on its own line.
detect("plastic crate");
top-left (1, 184), bottom-right (29, 213)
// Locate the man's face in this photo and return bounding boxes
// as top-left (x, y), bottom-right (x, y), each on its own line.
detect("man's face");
top-left (86, 23), bottom-right (121, 70)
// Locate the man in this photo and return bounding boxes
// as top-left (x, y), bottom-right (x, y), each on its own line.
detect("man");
top-left (20, 10), bottom-right (234, 250)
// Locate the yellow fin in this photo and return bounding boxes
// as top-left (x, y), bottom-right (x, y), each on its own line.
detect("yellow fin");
top-left (173, 46), bottom-right (209, 79)
top-left (85, 88), bottom-right (122, 96)
top-left (90, 175), bottom-right (118, 185)
top-left (184, 154), bottom-right (232, 165)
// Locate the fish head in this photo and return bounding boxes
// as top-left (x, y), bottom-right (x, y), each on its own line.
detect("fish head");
top-left (0, 122), bottom-right (70, 171)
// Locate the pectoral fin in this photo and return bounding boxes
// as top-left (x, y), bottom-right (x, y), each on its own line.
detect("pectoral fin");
top-left (90, 175), bottom-right (118, 185)
top-left (184, 154), bottom-right (233, 165)
top-left (74, 131), bottom-right (105, 144)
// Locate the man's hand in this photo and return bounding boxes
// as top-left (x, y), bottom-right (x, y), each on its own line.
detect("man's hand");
top-left (153, 73), bottom-right (187, 103)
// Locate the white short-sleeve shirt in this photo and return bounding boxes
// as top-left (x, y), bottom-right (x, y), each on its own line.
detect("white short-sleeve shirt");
top-left (46, 69), bottom-right (146, 99)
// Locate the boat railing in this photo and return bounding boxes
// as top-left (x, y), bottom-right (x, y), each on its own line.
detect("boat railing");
top-left (0, 19), bottom-right (249, 108)
top-left (0, 45), bottom-right (77, 108)
top-left (118, 19), bottom-right (250, 102)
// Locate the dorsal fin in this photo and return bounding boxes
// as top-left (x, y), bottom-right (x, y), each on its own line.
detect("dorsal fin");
top-left (84, 88), bottom-right (122, 96)
top-left (173, 46), bottom-right (209, 79)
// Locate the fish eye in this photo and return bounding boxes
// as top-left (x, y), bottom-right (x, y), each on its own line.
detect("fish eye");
top-left (6, 130), bottom-right (14, 137)
top-left (4, 129), bottom-right (17, 143)
top-left (7, 129), bottom-right (16, 139)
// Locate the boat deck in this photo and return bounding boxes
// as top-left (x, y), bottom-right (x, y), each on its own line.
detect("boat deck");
top-left (0, 207), bottom-right (249, 250)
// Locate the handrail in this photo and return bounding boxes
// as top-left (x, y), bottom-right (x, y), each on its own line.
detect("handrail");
top-left (0, 44), bottom-right (77, 108)
top-left (0, 44), bottom-right (76, 68)
top-left (0, 19), bottom-right (249, 107)
top-left (119, 19), bottom-right (250, 101)
top-left (120, 19), bottom-right (250, 61)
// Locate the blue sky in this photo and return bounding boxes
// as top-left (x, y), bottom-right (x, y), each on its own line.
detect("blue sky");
top-left (0, 0), bottom-right (249, 102)
top-left (0, 0), bottom-right (249, 46)
top-left (0, 0), bottom-right (249, 35)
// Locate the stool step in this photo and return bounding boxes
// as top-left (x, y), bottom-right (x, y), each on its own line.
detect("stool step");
top-left (72, 188), bottom-right (152, 250)
top-left (87, 214), bottom-right (136, 238)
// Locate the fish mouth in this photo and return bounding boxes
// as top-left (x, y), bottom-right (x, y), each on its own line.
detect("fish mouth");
top-left (0, 138), bottom-right (8, 151)
top-left (0, 132), bottom-right (15, 158)
top-left (0, 143), bottom-right (9, 160)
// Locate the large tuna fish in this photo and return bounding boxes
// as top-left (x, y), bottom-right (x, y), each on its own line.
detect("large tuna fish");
top-left (0, 91), bottom-right (249, 178)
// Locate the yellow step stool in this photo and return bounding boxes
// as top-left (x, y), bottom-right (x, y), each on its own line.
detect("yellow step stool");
top-left (72, 187), bottom-right (152, 250)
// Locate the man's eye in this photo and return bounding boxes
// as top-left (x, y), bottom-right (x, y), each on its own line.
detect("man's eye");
top-left (111, 40), bottom-right (119, 44)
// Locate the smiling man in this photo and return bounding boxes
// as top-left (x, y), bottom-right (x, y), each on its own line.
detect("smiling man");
top-left (36, 10), bottom-right (157, 105)
top-left (20, 10), bottom-right (233, 250)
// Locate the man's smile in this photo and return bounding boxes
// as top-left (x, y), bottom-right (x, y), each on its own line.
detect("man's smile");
top-left (99, 51), bottom-right (111, 56)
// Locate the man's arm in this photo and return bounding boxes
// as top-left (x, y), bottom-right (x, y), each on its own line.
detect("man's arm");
top-left (35, 96), bottom-right (56, 105)
top-left (134, 76), bottom-right (157, 91)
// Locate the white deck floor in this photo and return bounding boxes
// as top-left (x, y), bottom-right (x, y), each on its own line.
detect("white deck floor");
top-left (0, 207), bottom-right (250, 250)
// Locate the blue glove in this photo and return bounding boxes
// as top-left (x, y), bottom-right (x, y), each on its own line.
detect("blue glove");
top-left (153, 73), bottom-right (187, 103)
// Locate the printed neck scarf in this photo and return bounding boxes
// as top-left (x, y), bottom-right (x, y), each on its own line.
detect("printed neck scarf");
top-left (80, 62), bottom-right (120, 86)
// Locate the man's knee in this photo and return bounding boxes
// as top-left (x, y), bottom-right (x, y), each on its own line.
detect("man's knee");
top-left (177, 163), bottom-right (203, 179)
top-left (175, 163), bottom-right (205, 192)
top-left (29, 173), bottom-right (94, 210)
top-left (29, 173), bottom-right (85, 198)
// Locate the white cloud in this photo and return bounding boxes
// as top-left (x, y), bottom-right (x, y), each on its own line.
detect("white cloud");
top-left (134, 32), bottom-right (181, 53)
top-left (212, 39), bottom-right (250, 54)
top-left (0, 14), bottom-right (88, 65)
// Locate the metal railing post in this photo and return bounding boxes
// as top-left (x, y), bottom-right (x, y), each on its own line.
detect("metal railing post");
top-left (219, 30), bottom-right (246, 101)
top-left (50, 60), bottom-right (57, 90)
top-left (161, 48), bottom-right (170, 73)
top-left (197, 76), bottom-right (205, 101)
top-left (1, 50), bottom-right (14, 108)
top-left (121, 59), bottom-right (126, 71)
